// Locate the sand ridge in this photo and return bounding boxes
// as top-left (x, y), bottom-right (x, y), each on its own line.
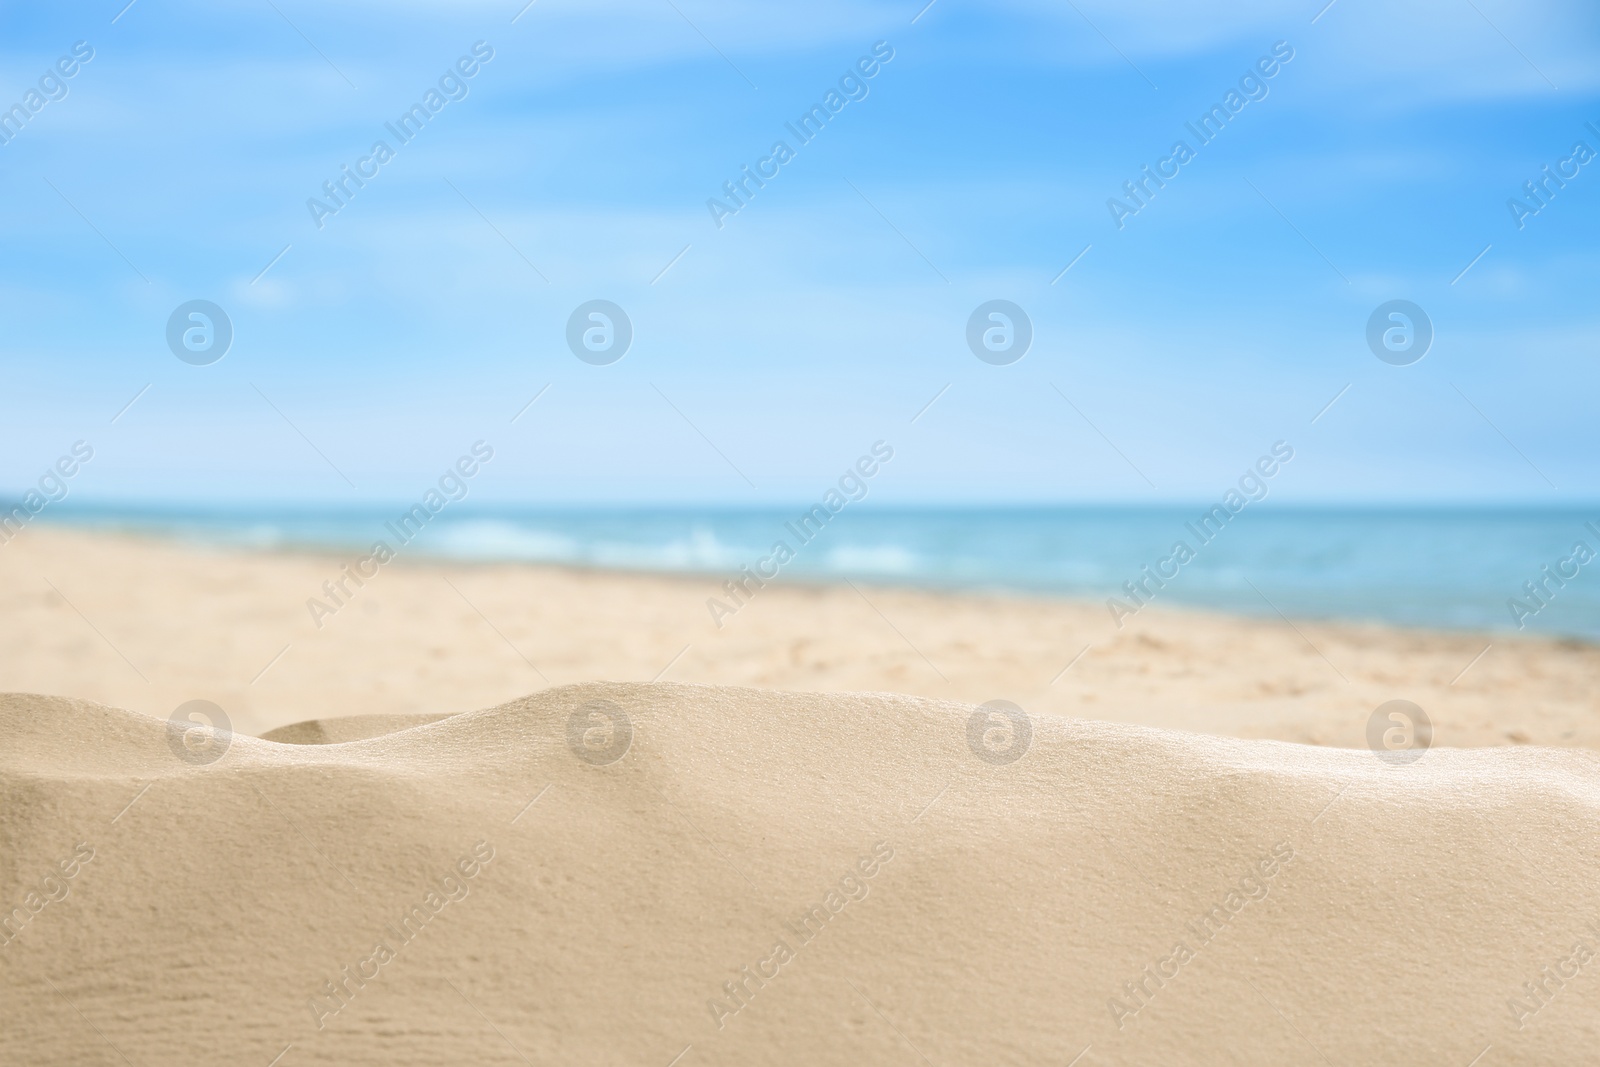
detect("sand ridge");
top-left (2, 682), bottom-right (1597, 1065)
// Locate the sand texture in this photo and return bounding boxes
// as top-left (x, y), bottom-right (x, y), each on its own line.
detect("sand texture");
top-left (1, 526), bottom-right (1596, 746)
top-left (2, 682), bottom-right (1598, 1066)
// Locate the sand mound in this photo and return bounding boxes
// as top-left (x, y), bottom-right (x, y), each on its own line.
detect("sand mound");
top-left (2, 683), bottom-right (1595, 1065)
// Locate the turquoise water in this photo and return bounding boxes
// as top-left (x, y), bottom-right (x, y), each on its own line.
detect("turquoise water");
top-left (42, 506), bottom-right (1600, 639)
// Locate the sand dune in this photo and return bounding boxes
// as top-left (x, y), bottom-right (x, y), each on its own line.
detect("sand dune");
top-left (2, 682), bottom-right (1596, 1065)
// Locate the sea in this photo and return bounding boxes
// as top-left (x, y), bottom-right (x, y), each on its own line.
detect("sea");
top-left (40, 505), bottom-right (1600, 640)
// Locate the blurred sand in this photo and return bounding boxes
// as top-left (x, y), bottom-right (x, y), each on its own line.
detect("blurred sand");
top-left (0, 525), bottom-right (1594, 747)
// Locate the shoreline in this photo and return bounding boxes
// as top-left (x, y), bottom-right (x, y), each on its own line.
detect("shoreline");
top-left (1, 524), bottom-right (1595, 748)
top-left (25, 515), bottom-right (1600, 646)
top-left (28, 518), bottom-right (1600, 654)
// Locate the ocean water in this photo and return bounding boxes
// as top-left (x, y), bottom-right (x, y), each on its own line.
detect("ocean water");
top-left (41, 505), bottom-right (1600, 640)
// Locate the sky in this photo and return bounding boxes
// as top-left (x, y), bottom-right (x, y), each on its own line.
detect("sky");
top-left (1, 0), bottom-right (1597, 507)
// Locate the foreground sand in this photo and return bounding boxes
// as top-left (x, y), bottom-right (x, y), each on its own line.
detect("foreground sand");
top-left (2, 683), bottom-right (1597, 1066)
top-left (0, 526), bottom-right (1595, 747)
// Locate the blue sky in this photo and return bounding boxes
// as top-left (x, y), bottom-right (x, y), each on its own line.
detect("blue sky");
top-left (1, 0), bottom-right (1596, 506)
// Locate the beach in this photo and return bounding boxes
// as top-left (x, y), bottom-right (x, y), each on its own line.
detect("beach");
top-left (0, 525), bottom-right (1594, 747)
top-left (3, 526), bottom-right (1599, 1066)
top-left (8, 0), bottom-right (1592, 1058)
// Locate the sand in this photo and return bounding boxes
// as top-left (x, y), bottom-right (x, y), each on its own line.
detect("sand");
top-left (0, 526), bottom-right (1596, 746)
top-left (2, 683), bottom-right (1598, 1066)
top-left (2, 526), bottom-right (1598, 1064)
